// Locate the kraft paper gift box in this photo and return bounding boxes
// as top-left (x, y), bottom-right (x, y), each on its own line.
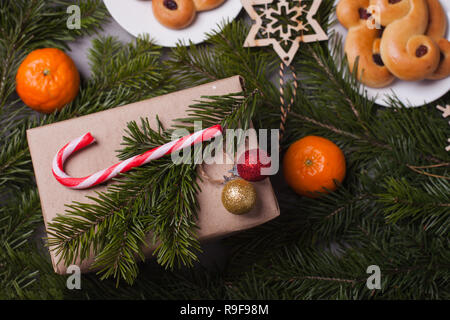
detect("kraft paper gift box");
top-left (26, 76), bottom-right (280, 274)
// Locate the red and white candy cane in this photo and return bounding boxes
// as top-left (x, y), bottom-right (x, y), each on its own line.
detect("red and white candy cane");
top-left (52, 125), bottom-right (223, 189)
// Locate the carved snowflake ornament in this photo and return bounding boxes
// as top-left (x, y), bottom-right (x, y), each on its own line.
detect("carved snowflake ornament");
top-left (242, 0), bottom-right (328, 66)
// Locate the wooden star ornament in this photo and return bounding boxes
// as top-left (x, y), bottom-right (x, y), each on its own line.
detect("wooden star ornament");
top-left (242, 0), bottom-right (328, 66)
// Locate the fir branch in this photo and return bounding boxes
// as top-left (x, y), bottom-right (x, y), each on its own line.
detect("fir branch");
top-left (0, 188), bottom-right (41, 252)
top-left (226, 224), bottom-right (449, 299)
top-left (377, 177), bottom-right (450, 236)
top-left (174, 92), bottom-right (257, 131)
top-left (88, 36), bottom-right (175, 95)
top-left (168, 20), bottom-right (280, 107)
top-left (0, 188), bottom-right (43, 296)
top-left (0, 121), bottom-right (34, 191)
top-left (52, 0), bottom-right (109, 38)
top-left (53, 35), bottom-right (176, 121)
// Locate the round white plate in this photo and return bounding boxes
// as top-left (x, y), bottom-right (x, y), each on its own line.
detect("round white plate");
top-left (103, 0), bottom-right (243, 47)
top-left (329, 0), bottom-right (450, 107)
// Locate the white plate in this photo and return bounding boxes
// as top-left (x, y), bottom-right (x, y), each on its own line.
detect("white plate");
top-left (103, 0), bottom-right (243, 47)
top-left (330, 0), bottom-right (450, 107)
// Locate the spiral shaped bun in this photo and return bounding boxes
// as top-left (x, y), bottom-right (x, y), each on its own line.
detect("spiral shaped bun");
top-left (425, 0), bottom-right (450, 80)
top-left (152, 0), bottom-right (196, 30)
top-left (379, 0), bottom-right (441, 81)
top-left (337, 0), bottom-right (395, 87)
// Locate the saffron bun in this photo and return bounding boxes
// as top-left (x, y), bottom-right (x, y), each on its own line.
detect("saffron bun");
top-left (379, 0), bottom-right (441, 81)
top-left (193, 0), bottom-right (225, 11)
top-left (152, 0), bottom-right (196, 30)
top-left (337, 0), bottom-right (395, 87)
top-left (425, 0), bottom-right (450, 80)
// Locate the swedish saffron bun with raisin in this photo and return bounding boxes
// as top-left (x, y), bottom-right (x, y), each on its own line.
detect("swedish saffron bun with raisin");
top-left (103, 0), bottom-right (242, 47)
top-left (331, 0), bottom-right (450, 107)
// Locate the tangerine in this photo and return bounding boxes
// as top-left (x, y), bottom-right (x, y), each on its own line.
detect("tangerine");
top-left (283, 136), bottom-right (346, 198)
top-left (16, 48), bottom-right (80, 113)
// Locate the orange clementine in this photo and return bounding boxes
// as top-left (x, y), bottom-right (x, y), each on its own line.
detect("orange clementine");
top-left (16, 48), bottom-right (80, 113)
top-left (283, 136), bottom-right (346, 198)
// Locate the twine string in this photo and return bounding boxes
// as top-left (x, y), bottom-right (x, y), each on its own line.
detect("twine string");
top-left (279, 62), bottom-right (298, 141)
top-left (197, 142), bottom-right (240, 186)
top-left (198, 163), bottom-right (227, 185)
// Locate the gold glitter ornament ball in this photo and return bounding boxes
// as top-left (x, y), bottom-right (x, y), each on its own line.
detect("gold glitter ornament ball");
top-left (221, 178), bottom-right (257, 215)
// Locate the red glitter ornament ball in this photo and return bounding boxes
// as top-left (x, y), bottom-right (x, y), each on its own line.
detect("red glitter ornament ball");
top-left (236, 149), bottom-right (271, 182)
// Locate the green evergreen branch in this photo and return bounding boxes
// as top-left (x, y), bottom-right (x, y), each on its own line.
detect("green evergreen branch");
top-left (0, 188), bottom-right (41, 251)
top-left (226, 224), bottom-right (449, 299)
top-left (377, 177), bottom-right (450, 236)
top-left (0, 188), bottom-right (43, 296)
top-left (169, 20), bottom-right (280, 108)
top-left (168, 43), bottom-right (223, 86)
top-left (174, 92), bottom-right (256, 131)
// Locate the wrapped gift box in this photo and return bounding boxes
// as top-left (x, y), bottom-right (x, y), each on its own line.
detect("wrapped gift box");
top-left (26, 76), bottom-right (280, 274)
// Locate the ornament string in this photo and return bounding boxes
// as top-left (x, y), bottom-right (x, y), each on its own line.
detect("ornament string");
top-left (279, 62), bottom-right (298, 141)
top-left (198, 164), bottom-right (229, 185)
top-left (52, 125), bottom-right (223, 189)
top-left (197, 142), bottom-right (240, 186)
